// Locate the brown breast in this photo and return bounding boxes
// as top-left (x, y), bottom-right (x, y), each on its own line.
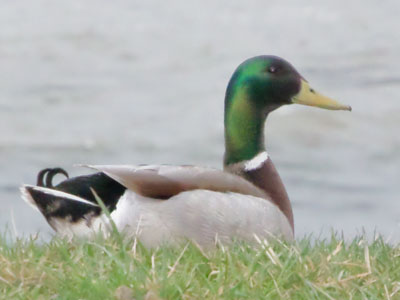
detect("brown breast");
top-left (225, 158), bottom-right (294, 232)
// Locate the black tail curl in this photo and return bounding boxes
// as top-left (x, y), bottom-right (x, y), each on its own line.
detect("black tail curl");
top-left (34, 167), bottom-right (126, 214)
top-left (30, 167), bottom-right (126, 225)
top-left (37, 167), bottom-right (69, 188)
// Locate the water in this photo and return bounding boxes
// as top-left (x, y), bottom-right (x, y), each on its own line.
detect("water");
top-left (1, 0), bottom-right (399, 242)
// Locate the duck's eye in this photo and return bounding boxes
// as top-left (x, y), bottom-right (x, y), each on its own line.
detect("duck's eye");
top-left (267, 66), bottom-right (278, 74)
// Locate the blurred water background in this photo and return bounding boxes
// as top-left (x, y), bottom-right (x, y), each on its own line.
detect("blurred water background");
top-left (1, 0), bottom-right (399, 242)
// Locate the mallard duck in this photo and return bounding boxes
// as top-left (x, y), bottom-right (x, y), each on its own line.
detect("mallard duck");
top-left (21, 56), bottom-right (351, 247)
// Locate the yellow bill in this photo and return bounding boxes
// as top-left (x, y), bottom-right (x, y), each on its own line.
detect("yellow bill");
top-left (292, 80), bottom-right (351, 111)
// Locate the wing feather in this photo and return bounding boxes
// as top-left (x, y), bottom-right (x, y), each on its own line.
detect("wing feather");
top-left (82, 165), bottom-right (268, 200)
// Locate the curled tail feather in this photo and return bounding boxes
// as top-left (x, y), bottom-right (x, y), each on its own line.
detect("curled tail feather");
top-left (37, 167), bottom-right (69, 188)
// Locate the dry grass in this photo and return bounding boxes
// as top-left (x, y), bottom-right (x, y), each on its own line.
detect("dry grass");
top-left (0, 232), bottom-right (399, 299)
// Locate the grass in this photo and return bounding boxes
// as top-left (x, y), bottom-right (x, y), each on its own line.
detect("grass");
top-left (0, 232), bottom-right (399, 300)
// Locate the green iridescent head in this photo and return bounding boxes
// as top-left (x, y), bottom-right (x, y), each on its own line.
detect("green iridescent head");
top-left (224, 55), bottom-right (351, 166)
top-left (225, 56), bottom-right (302, 113)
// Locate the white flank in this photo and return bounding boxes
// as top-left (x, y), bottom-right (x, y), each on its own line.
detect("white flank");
top-left (244, 151), bottom-right (269, 171)
top-left (21, 184), bottom-right (99, 207)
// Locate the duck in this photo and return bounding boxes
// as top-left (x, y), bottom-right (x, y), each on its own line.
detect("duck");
top-left (21, 55), bottom-right (351, 248)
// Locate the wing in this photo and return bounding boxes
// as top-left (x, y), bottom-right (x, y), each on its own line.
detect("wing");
top-left (82, 164), bottom-right (268, 200)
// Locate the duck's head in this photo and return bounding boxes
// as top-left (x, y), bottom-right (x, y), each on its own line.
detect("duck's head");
top-left (224, 55), bottom-right (351, 166)
top-left (225, 55), bottom-right (351, 114)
